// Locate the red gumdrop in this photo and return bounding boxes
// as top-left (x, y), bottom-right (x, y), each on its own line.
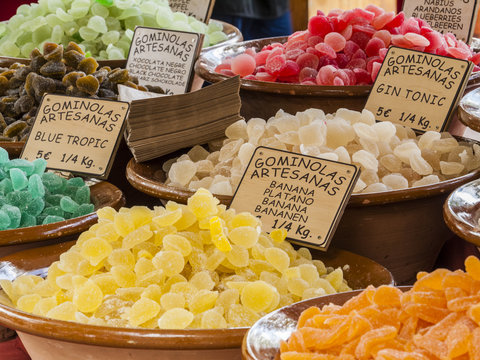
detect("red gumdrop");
top-left (316, 64), bottom-right (336, 85)
top-left (277, 74), bottom-right (300, 83)
top-left (288, 30), bottom-right (309, 42)
top-left (243, 75), bottom-right (257, 80)
top-left (351, 48), bottom-right (367, 60)
top-left (411, 46), bottom-right (426, 52)
top-left (366, 56), bottom-right (381, 73)
top-left (299, 67), bottom-right (318, 82)
top-left (365, 4), bottom-right (384, 16)
top-left (373, 30), bottom-right (391, 47)
top-left (324, 32), bottom-right (347, 52)
top-left (371, 61), bottom-right (382, 81)
top-left (470, 52), bottom-right (480, 65)
top-left (280, 60), bottom-right (300, 76)
top-left (385, 12), bottom-right (405, 30)
top-left (336, 53), bottom-right (349, 68)
top-left (400, 18), bottom-right (421, 34)
top-left (317, 10), bottom-right (325, 16)
top-left (378, 48), bottom-right (388, 60)
top-left (308, 35), bottom-right (323, 47)
top-left (344, 40), bottom-right (360, 57)
top-left (333, 69), bottom-right (351, 85)
top-left (245, 48), bottom-right (256, 58)
top-left (404, 33), bottom-right (430, 47)
top-left (296, 52), bottom-right (320, 69)
top-left (286, 40), bottom-right (308, 52)
top-left (255, 50), bottom-right (271, 66)
top-left (343, 68), bottom-right (356, 84)
top-left (256, 65), bottom-right (266, 73)
top-left (352, 24), bottom-right (376, 36)
top-left (286, 49), bottom-right (305, 61)
top-left (447, 47), bottom-right (471, 60)
top-left (389, 27), bottom-right (401, 35)
top-left (265, 54), bottom-right (287, 75)
top-left (350, 31), bottom-right (372, 48)
top-left (219, 69), bottom-right (235, 76)
top-left (315, 42), bottom-right (337, 59)
top-left (341, 25), bottom-right (353, 40)
top-left (333, 76), bottom-right (345, 86)
top-left (372, 11), bottom-right (395, 30)
top-left (231, 54), bottom-right (256, 77)
top-left (324, 58), bottom-right (339, 67)
top-left (346, 58), bottom-right (366, 70)
top-left (256, 72), bottom-right (277, 82)
top-left (215, 63), bottom-right (231, 73)
top-left (308, 15), bottom-right (333, 37)
top-left (353, 68), bottom-right (371, 84)
top-left (365, 38), bottom-right (385, 57)
top-left (417, 18), bottom-right (430, 28)
top-left (331, 17), bottom-right (348, 32)
top-left (391, 34), bottom-right (413, 48)
top-left (474, 65), bottom-right (480, 72)
top-left (339, 10), bottom-right (356, 25)
top-left (350, 8), bottom-right (375, 24)
top-left (266, 47), bottom-right (284, 62)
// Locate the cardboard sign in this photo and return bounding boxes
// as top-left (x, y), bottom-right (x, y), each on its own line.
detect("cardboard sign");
top-left (126, 27), bottom-right (202, 95)
top-left (168, 0), bottom-right (215, 22)
top-left (230, 147), bottom-right (360, 251)
top-left (365, 46), bottom-right (473, 133)
top-left (403, 0), bottom-right (479, 44)
top-left (21, 94), bottom-right (129, 179)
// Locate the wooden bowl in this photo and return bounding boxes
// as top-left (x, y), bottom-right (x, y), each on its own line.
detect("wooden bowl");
top-left (0, 20), bottom-right (242, 69)
top-left (126, 137), bottom-right (480, 284)
top-left (0, 242), bottom-right (392, 360)
top-left (241, 287), bottom-right (409, 360)
top-left (443, 178), bottom-right (480, 247)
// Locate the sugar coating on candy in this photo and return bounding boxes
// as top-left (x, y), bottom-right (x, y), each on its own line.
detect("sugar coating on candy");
top-left (1, 189), bottom-right (351, 329)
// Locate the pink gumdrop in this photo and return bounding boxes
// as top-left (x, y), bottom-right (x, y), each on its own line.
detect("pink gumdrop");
top-left (256, 72), bottom-right (277, 82)
top-left (365, 4), bottom-right (384, 17)
top-left (280, 60), bottom-right (300, 77)
top-left (302, 80), bottom-right (317, 85)
top-left (391, 34), bottom-right (413, 48)
top-left (333, 69), bottom-right (351, 85)
top-left (371, 62), bottom-right (382, 81)
top-left (286, 40), bottom-right (308, 52)
top-left (296, 52), bottom-right (320, 69)
top-left (372, 11), bottom-right (395, 30)
top-left (265, 54), bottom-right (287, 75)
top-left (288, 30), bottom-right (309, 42)
top-left (350, 8), bottom-right (375, 25)
top-left (219, 69), bottom-right (235, 77)
top-left (404, 33), bottom-right (430, 47)
top-left (308, 35), bottom-right (323, 47)
top-left (343, 68), bottom-right (356, 84)
top-left (444, 33), bottom-right (457, 47)
top-left (385, 12), bottom-right (405, 29)
top-left (344, 40), bottom-right (360, 57)
top-left (350, 31), bottom-right (372, 48)
top-left (346, 58), bottom-right (367, 70)
top-left (215, 63), bottom-right (231, 73)
top-left (243, 75), bottom-right (257, 80)
top-left (266, 47), bottom-right (284, 62)
top-left (317, 10), bottom-right (325, 16)
top-left (299, 67), bottom-right (318, 82)
top-left (447, 47), bottom-right (471, 60)
top-left (470, 52), bottom-right (480, 65)
top-left (366, 56), bottom-right (381, 73)
top-left (245, 48), bottom-right (256, 58)
top-left (400, 18), bottom-right (421, 34)
top-left (308, 15), bottom-right (333, 36)
top-left (373, 30), bottom-right (391, 47)
top-left (316, 64), bottom-right (337, 85)
top-left (324, 32), bottom-right (347, 52)
top-left (378, 48), bottom-right (388, 60)
top-left (353, 68), bottom-right (371, 84)
top-left (365, 38), bottom-right (385, 57)
top-left (352, 24), bottom-right (376, 37)
top-left (286, 49), bottom-right (305, 61)
top-left (328, 9), bottom-right (343, 17)
top-left (315, 43), bottom-right (337, 59)
top-left (339, 10), bottom-right (356, 25)
top-left (270, 42), bottom-right (284, 49)
top-left (336, 53), bottom-right (349, 68)
top-left (255, 50), bottom-right (271, 66)
top-left (231, 54), bottom-right (256, 77)
top-left (341, 25), bottom-right (353, 41)
top-left (351, 48), bottom-right (367, 60)
top-left (333, 76), bottom-right (345, 86)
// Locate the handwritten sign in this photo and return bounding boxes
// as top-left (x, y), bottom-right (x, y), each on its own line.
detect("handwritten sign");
top-left (230, 147), bottom-right (360, 251)
top-left (21, 94), bottom-right (129, 179)
top-left (168, 0), bottom-right (215, 22)
top-left (126, 27), bottom-right (202, 95)
top-left (403, 0), bottom-right (479, 43)
top-left (365, 46), bottom-right (473, 132)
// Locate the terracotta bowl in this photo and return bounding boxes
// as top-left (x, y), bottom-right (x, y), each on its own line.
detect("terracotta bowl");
top-left (241, 287), bottom-right (409, 360)
top-left (0, 241), bottom-right (392, 360)
top-left (126, 137), bottom-right (480, 284)
top-left (0, 143), bottom-right (126, 258)
top-left (0, 20), bottom-right (242, 69)
top-left (458, 87), bottom-right (480, 133)
top-left (443, 178), bottom-right (480, 247)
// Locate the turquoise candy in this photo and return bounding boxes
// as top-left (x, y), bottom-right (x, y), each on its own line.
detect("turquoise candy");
top-left (45, 194), bottom-right (63, 206)
top-left (9, 168), bottom-right (28, 191)
top-left (0, 147), bottom-right (9, 164)
top-left (3, 159), bottom-right (34, 176)
top-left (6, 191), bottom-right (33, 210)
top-left (25, 197), bottom-right (45, 216)
top-left (32, 158), bottom-right (47, 176)
top-left (0, 210), bottom-right (10, 230)
top-left (42, 206), bottom-right (64, 217)
top-left (63, 185), bottom-right (78, 199)
top-left (0, 179), bottom-right (13, 194)
top-left (0, 195), bottom-right (5, 207)
top-left (41, 172), bottom-right (64, 192)
top-left (42, 215), bottom-right (65, 225)
top-left (67, 177), bottom-right (85, 187)
top-left (2, 204), bottom-right (21, 229)
top-left (36, 214), bottom-right (47, 225)
top-left (75, 186), bottom-right (90, 204)
top-left (20, 213), bottom-right (36, 228)
top-left (28, 174), bottom-right (45, 198)
top-left (74, 203), bottom-right (95, 217)
top-left (60, 196), bottom-right (79, 213)
top-left (0, 169), bottom-right (6, 181)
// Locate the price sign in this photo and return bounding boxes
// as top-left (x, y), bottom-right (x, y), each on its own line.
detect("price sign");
top-left (21, 94), bottom-right (129, 179)
top-left (168, 0), bottom-right (215, 22)
top-left (403, 0), bottom-right (479, 44)
top-left (126, 26), bottom-right (202, 95)
top-left (230, 147), bottom-right (360, 251)
top-left (365, 46), bottom-right (473, 133)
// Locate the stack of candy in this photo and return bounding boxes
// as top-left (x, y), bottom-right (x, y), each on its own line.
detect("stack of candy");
top-left (0, 0), bottom-right (228, 60)
top-left (0, 41), bottom-right (162, 142)
top-left (0, 147), bottom-right (93, 230)
top-left (165, 108), bottom-right (480, 195)
top-left (280, 256), bottom-right (480, 360)
top-left (215, 6), bottom-right (480, 85)
top-left (0, 189), bottom-right (351, 329)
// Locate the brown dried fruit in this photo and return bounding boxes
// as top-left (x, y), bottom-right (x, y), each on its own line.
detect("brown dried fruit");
top-left (76, 75), bottom-right (99, 95)
top-left (0, 76), bottom-right (9, 95)
top-left (44, 44), bottom-right (64, 62)
top-left (77, 57), bottom-right (98, 75)
top-left (62, 71), bottom-right (85, 87)
top-left (40, 61), bottom-right (66, 78)
top-left (64, 50), bottom-right (85, 68)
top-left (66, 42), bottom-right (85, 55)
top-left (107, 68), bottom-right (129, 83)
top-left (3, 120), bottom-right (27, 137)
top-left (14, 95), bottom-right (35, 114)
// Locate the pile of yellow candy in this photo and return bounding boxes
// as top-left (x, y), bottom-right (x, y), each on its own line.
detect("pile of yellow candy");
top-left (0, 189), bottom-right (350, 329)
